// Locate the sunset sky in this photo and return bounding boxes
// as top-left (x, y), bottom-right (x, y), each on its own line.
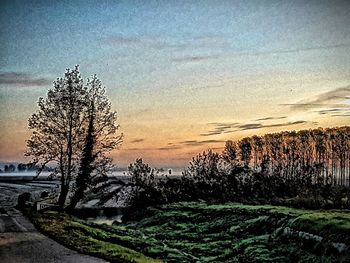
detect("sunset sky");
top-left (0, 0), bottom-right (349, 168)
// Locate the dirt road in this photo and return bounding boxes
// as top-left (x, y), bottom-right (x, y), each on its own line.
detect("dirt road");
top-left (0, 206), bottom-right (107, 263)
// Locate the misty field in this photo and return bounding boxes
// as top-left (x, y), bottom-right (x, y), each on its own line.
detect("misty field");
top-left (30, 202), bottom-right (350, 263)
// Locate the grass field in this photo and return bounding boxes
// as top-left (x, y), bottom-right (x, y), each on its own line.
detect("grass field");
top-left (30, 202), bottom-right (350, 263)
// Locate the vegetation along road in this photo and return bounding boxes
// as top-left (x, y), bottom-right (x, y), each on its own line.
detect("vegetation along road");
top-left (0, 192), bottom-right (107, 263)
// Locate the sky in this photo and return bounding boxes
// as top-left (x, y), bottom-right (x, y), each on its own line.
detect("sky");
top-left (0, 0), bottom-right (349, 168)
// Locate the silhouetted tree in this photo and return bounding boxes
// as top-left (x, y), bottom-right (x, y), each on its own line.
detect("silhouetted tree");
top-left (17, 163), bottom-right (27, 171)
top-left (239, 137), bottom-right (252, 168)
top-left (68, 76), bottom-right (122, 210)
top-left (27, 67), bottom-right (122, 210)
top-left (222, 140), bottom-right (239, 165)
top-left (4, 164), bottom-right (15, 173)
top-left (182, 150), bottom-right (225, 200)
top-left (26, 66), bottom-right (89, 208)
top-left (127, 158), bottom-right (164, 207)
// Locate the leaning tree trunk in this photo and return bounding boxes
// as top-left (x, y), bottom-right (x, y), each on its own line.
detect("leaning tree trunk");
top-left (67, 184), bottom-right (85, 211)
top-left (67, 104), bottom-right (95, 211)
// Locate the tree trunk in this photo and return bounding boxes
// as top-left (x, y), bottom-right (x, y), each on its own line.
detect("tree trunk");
top-left (67, 103), bottom-right (95, 211)
top-left (62, 84), bottom-right (75, 209)
top-left (66, 186), bottom-right (84, 211)
top-left (58, 184), bottom-right (69, 209)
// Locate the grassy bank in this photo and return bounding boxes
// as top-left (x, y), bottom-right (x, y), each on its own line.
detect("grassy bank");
top-left (29, 210), bottom-right (160, 263)
top-left (29, 202), bottom-right (350, 262)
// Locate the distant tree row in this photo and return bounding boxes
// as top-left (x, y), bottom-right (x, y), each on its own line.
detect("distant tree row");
top-left (222, 126), bottom-right (350, 187)
top-left (128, 126), bottom-right (350, 209)
top-left (0, 163), bottom-right (52, 173)
top-left (0, 164), bottom-right (16, 173)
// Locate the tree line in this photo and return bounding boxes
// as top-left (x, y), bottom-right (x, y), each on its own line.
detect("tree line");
top-left (223, 126), bottom-right (350, 187)
top-left (0, 163), bottom-right (54, 173)
top-left (128, 126), bottom-right (350, 209)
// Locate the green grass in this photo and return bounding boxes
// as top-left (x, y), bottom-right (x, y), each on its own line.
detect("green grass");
top-left (29, 210), bottom-right (161, 263)
top-left (29, 202), bottom-right (350, 263)
top-left (288, 211), bottom-right (350, 244)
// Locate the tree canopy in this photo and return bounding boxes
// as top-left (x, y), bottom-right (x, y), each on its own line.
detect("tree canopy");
top-left (26, 66), bottom-right (122, 209)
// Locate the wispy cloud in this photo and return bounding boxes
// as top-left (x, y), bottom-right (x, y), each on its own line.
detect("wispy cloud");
top-left (103, 35), bottom-right (168, 49)
top-left (282, 86), bottom-right (350, 111)
top-left (263, 42), bottom-right (350, 55)
top-left (332, 114), bottom-right (350, 117)
top-left (207, 122), bottom-right (239, 126)
top-left (200, 131), bottom-right (225, 136)
top-left (201, 122), bottom-right (239, 136)
top-left (130, 139), bottom-right (144, 143)
top-left (316, 108), bottom-right (350, 117)
top-left (178, 139), bottom-right (225, 146)
top-left (157, 145), bottom-right (183, 150)
top-left (202, 120), bottom-right (307, 136)
top-left (254, 116), bottom-right (287, 121)
top-left (317, 108), bottom-right (347, 115)
top-left (312, 86), bottom-right (350, 104)
top-left (238, 123), bottom-right (263, 130)
top-left (172, 55), bottom-right (218, 63)
top-left (123, 145), bottom-right (183, 151)
top-left (103, 34), bottom-right (229, 52)
top-left (0, 72), bottom-right (51, 87)
top-left (235, 43), bottom-right (350, 57)
top-left (236, 121), bottom-right (306, 131)
top-left (105, 36), bottom-right (142, 45)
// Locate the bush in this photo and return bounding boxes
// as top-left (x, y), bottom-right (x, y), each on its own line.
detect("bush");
top-left (127, 158), bottom-right (165, 208)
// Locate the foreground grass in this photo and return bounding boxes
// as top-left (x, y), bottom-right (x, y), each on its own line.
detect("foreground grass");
top-left (29, 210), bottom-right (160, 263)
top-left (30, 202), bottom-right (350, 263)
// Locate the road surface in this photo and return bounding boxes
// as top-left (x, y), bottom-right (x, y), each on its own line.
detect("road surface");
top-left (0, 183), bottom-right (107, 263)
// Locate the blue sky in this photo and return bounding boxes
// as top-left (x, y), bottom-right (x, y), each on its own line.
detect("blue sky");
top-left (1, 0), bottom-right (350, 167)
